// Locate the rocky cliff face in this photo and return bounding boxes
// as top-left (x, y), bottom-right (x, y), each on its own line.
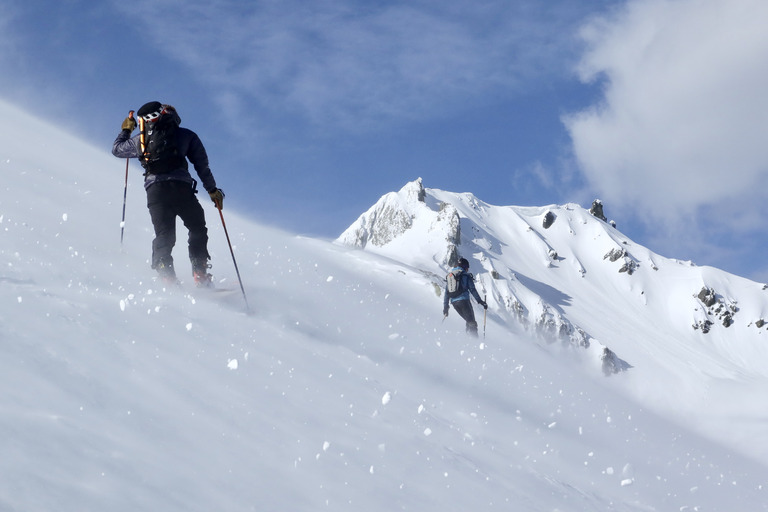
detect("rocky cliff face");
top-left (338, 178), bottom-right (461, 267)
top-left (338, 179), bottom-right (421, 248)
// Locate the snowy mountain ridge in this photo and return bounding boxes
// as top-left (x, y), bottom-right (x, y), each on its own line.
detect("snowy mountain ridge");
top-left (3, 100), bottom-right (768, 511)
top-left (338, 178), bottom-right (768, 377)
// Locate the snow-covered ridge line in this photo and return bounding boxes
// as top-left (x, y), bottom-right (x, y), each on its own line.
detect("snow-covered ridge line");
top-left (337, 178), bottom-right (768, 376)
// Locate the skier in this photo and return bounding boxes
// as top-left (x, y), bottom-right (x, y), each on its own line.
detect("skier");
top-left (443, 258), bottom-right (487, 337)
top-left (112, 101), bottom-right (225, 286)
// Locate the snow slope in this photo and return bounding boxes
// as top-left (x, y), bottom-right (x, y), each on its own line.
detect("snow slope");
top-left (2, 100), bottom-right (768, 511)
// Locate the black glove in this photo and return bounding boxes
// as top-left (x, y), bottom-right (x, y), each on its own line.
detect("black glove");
top-left (480, 301), bottom-right (488, 310)
top-left (443, 306), bottom-right (449, 316)
top-left (121, 116), bottom-right (137, 132)
top-left (209, 188), bottom-right (225, 209)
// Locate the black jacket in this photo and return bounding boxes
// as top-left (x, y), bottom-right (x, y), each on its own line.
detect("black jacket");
top-left (112, 127), bottom-right (217, 193)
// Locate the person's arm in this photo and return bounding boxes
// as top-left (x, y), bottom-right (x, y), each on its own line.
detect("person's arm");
top-left (185, 130), bottom-right (226, 208)
top-left (467, 275), bottom-right (487, 307)
top-left (112, 129), bottom-right (140, 159)
top-left (185, 131), bottom-right (217, 192)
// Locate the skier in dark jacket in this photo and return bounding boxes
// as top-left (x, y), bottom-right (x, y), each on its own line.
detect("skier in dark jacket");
top-left (443, 258), bottom-right (487, 337)
top-left (112, 101), bottom-right (224, 286)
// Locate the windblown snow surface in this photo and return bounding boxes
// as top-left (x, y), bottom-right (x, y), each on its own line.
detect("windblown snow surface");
top-left (1, 99), bottom-right (768, 511)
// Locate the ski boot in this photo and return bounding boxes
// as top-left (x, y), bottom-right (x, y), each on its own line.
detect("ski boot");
top-left (191, 258), bottom-right (214, 288)
top-left (155, 261), bottom-right (179, 286)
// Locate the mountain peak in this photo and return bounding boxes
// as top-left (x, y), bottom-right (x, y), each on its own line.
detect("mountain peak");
top-left (337, 179), bottom-right (768, 378)
top-left (338, 177), bottom-right (460, 267)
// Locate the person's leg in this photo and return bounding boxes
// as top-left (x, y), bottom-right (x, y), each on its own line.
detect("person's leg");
top-left (146, 183), bottom-right (177, 279)
top-left (452, 300), bottom-right (479, 337)
top-left (177, 185), bottom-right (211, 283)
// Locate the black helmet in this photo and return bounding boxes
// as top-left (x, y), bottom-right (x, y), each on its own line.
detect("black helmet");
top-left (137, 101), bottom-right (181, 126)
top-left (137, 101), bottom-right (163, 120)
top-left (458, 258), bottom-right (469, 270)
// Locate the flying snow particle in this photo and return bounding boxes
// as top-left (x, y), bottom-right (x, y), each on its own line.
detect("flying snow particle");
top-left (119, 300), bottom-right (126, 312)
top-left (326, 276), bottom-right (334, 282)
top-left (424, 428), bottom-right (432, 436)
top-left (382, 392), bottom-right (392, 405)
top-left (62, 213), bottom-right (68, 222)
top-left (620, 463), bottom-right (634, 486)
top-left (322, 441), bottom-right (330, 452)
top-left (185, 323), bottom-right (193, 331)
top-left (228, 359), bottom-right (239, 370)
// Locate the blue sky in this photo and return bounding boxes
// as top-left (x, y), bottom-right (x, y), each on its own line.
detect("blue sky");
top-left (2, 0), bottom-right (768, 281)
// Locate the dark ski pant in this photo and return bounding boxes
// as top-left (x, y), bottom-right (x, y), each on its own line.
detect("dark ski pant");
top-left (452, 299), bottom-right (479, 337)
top-left (146, 181), bottom-right (209, 276)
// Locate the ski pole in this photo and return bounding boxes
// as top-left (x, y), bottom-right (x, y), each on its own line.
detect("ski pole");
top-left (483, 294), bottom-right (487, 339)
top-left (217, 205), bottom-right (251, 314)
top-left (120, 110), bottom-right (134, 245)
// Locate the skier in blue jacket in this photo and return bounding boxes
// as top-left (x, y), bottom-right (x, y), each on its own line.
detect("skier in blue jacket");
top-left (112, 101), bottom-right (224, 286)
top-left (443, 258), bottom-right (487, 336)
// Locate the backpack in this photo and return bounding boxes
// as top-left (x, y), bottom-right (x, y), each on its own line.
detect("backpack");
top-left (139, 107), bottom-right (185, 175)
top-left (446, 268), bottom-right (466, 299)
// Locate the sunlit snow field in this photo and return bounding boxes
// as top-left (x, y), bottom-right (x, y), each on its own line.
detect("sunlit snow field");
top-left (1, 100), bottom-right (767, 511)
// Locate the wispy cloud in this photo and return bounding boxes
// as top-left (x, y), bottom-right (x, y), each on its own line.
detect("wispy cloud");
top-left (115, 0), bottom-right (591, 131)
top-left (0, 5), bottom-right (21, 73)
top-left (565, 0), bottom-right (768, 235)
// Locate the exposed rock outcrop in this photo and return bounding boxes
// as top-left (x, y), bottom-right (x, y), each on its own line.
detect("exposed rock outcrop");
top-left (697, 287), bottom-right (717, 307)
top-left (542, 211), bottom-right (556, 229)
top-left (694, 286), bottom-right (739, 330)
top-left (589, 200), bottom-right (607, 222)
top-left (603, 248), bottom-right (638, 275)
top-left (602, 347), bottom-right (632, 376)
top-left (693, 319), bottom-right (714, 333)
top-left (337, 178), bottom-right (428, 249)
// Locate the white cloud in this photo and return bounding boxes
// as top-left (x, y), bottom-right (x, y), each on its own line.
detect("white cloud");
top-left (565, 0), bottom-right (768, 229)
